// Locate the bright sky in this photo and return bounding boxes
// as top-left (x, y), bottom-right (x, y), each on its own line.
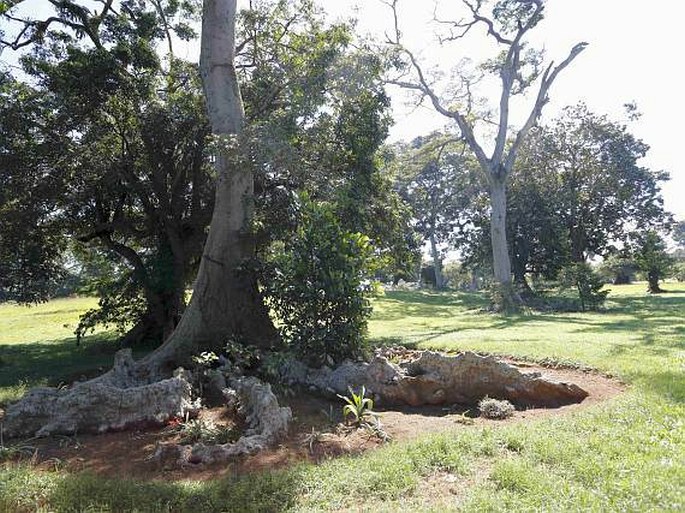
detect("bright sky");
top-left (4, 0), bottom-right (684, 221)
top-left (313, 0), bottom-right (685, 221)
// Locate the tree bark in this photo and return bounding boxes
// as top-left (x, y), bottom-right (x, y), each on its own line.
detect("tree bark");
top-left (647, 271), bottom-right (664, 294)
top-left (489, 176), bottom-right (521, 310)
top-left (428, 232), bottom-right (445, 290)
top-left (137, 0), bottom-right (277, 374)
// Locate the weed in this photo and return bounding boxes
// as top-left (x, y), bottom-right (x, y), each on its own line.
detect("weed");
top-left (478, 397), bottom-right (515, 420)
top-left (173, 415), bottom-right (241, 445)
top-left (338, 386), bottom-right (377, 427)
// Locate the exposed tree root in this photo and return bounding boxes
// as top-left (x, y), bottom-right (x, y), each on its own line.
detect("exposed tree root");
top-left (152, 377), bottom-right (292, 466)
top-left (1, 350), bottom-right (197, 438)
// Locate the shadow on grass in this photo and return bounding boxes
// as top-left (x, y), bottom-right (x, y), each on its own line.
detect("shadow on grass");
top-left (12, 466), bottom-right (304, 513)
top-left (373, 290), bottom-right (489, 321)
top-left (0, 333), bottom-right (154, 399)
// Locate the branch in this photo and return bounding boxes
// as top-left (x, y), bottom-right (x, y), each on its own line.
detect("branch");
top-left (383, 0), bottom-right (489, 170)
top-left (504, 41), bottom-right (588, 172)
top-left (490, 0), bottom-right (545, 164)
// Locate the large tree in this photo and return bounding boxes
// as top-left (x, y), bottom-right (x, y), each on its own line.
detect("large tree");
top-left (393, 133), bottom-right (480, 289)
top-left (458, 105), bottom-right (670, 291)
top-left (384, 0), bottom-right (586, 310)
top-left (2, 0), bottom-right (414, 347)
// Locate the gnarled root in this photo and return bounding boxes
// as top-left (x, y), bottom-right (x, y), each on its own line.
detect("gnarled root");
top-left (152, 376), bottom-right (291, 466)
top-left (1, 349), bottom-right (197, 438)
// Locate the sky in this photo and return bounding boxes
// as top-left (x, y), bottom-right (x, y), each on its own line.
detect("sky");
top-left (3, 0), bottom-right (684, 221)
top-left (310, 0), bottom-right (685, 221)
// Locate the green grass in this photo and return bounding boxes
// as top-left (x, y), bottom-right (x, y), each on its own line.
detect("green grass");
top-left (1, 284), bottom-right (684, 512)
top-left (0, 297), bottom-right (144, 405)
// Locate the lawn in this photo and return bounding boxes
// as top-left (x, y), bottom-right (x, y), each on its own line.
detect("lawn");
top-left (1, 284), bottom-right (684, 512)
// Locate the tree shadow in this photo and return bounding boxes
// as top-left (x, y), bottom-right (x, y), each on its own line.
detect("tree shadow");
top-left (372, 290), bottom-right (488, 321)
top-left (46, 465), bottom-right (304, 513)
top-left (0, 333), bottom-right (152, 394)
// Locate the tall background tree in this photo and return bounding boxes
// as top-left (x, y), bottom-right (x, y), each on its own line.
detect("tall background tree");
top-left (383, 0), bottom-right (586, 311)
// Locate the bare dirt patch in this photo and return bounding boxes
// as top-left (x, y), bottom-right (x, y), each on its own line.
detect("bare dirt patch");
top-left (2, 361), bottom-right (625, 482)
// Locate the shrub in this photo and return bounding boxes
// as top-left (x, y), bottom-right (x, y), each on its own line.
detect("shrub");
top-left (598, 255), bottom-right (638, 285)
top-left (558, 263), bottom-right (609, 311)
top-left (478, 397), bottom-right (515, 420)
top-left (671, 262), bottom-right (685, 282)
top-left (264, 196), bottom-right (375, 366)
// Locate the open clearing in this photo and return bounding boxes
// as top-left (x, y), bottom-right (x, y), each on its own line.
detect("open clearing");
top-left (1, 283), bottom-right (684, 512)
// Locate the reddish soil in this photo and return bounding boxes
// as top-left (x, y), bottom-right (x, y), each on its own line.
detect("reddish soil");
top-left (3, 362), bottom-right (625, 482)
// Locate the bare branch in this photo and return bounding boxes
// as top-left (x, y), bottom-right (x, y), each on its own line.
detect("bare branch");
top-left (504, 41), bottom-right (588, 172)
top-left (383, 0), bottom-right (489, 169)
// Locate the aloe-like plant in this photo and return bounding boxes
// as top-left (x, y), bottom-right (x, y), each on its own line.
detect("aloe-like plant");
top-left (337, 386), bottom-right (377, 427)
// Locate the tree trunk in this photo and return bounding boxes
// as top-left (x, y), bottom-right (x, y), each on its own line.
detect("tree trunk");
top-left (2, 0), bottom-right (280, 438)
top-left (489, 176), bottom-right (522, 311)
top-left (647, 271), bottom-right (664, 294)
top-left (429, 232), bottom-right (445, 290)
top-left (136, 0), bottom-right (277, 374)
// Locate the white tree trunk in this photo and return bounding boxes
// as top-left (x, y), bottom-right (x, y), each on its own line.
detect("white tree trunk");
top-left (489, 177), bottom-right (512, 287)
top-left (429, 232), bottom-right (445, 289)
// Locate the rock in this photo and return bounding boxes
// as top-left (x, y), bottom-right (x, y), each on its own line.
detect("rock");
top-left (281, 350), bottom-right (588, 408)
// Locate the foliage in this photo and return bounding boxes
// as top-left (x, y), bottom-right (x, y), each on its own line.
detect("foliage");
top-left (671, 262), bottom-right (685, 282)
top-left (673, 221), bottom-right (685, 250)
top-left (598, 254), bottom-right (638, 285)
top-left (264, 197), bottom-right (375, 365)
top-left (631, 231), bottom-right (674, 294)
top-left (172, 416), bottom-right (241, 446)
top-left (451, 104), bottom-right (669, 292)
top-left (337, 386), bottom-right (377, 427)
top-left (558, 263), bottom-right (609, 312)
top-left (478, 397), bottom-right (515, 420)
top-left (0, 72), bottom-right (69, 303)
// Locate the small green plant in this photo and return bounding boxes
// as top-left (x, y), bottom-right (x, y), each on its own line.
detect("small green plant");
top-left (478, 397), bottom-right (515, 420)
top-left (338, 386), bottom-right (377, 427)
top-left (192, 351), bottom-right (219, 368)
top-left (173, 415), bottom-right (240, 445)
top-left (223, 338), bottom-right (261, 370)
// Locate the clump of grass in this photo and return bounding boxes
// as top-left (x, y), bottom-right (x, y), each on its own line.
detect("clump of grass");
top-left (173, 417), bottom-right (241, 445)
top-left (478, 397), bottom-right (515, 420)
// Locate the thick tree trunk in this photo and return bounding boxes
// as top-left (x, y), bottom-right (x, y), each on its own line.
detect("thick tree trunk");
top-left (1, 0), bottom-right (281, 439)
top-left (137, 0), bottom-right (277, 375)
top-left (429, 232), bottom-right (445, 290)
top-left (489, 176), bottom-right (522, 311)
top-left (647, 271), bottom-right (664, 294)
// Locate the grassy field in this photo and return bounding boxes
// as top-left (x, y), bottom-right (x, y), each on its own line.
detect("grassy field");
top-left (1, 283), bottom-right (684, 512)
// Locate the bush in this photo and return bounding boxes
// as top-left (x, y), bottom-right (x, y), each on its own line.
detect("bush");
top-left (478, 397), bottom-right (515, 420)
top-left (264, 197), bottom-right (375, 366)
top-left (558, 263), bottom-right (609, 311)
top-left (672, 262), bottom-right (685, 282)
